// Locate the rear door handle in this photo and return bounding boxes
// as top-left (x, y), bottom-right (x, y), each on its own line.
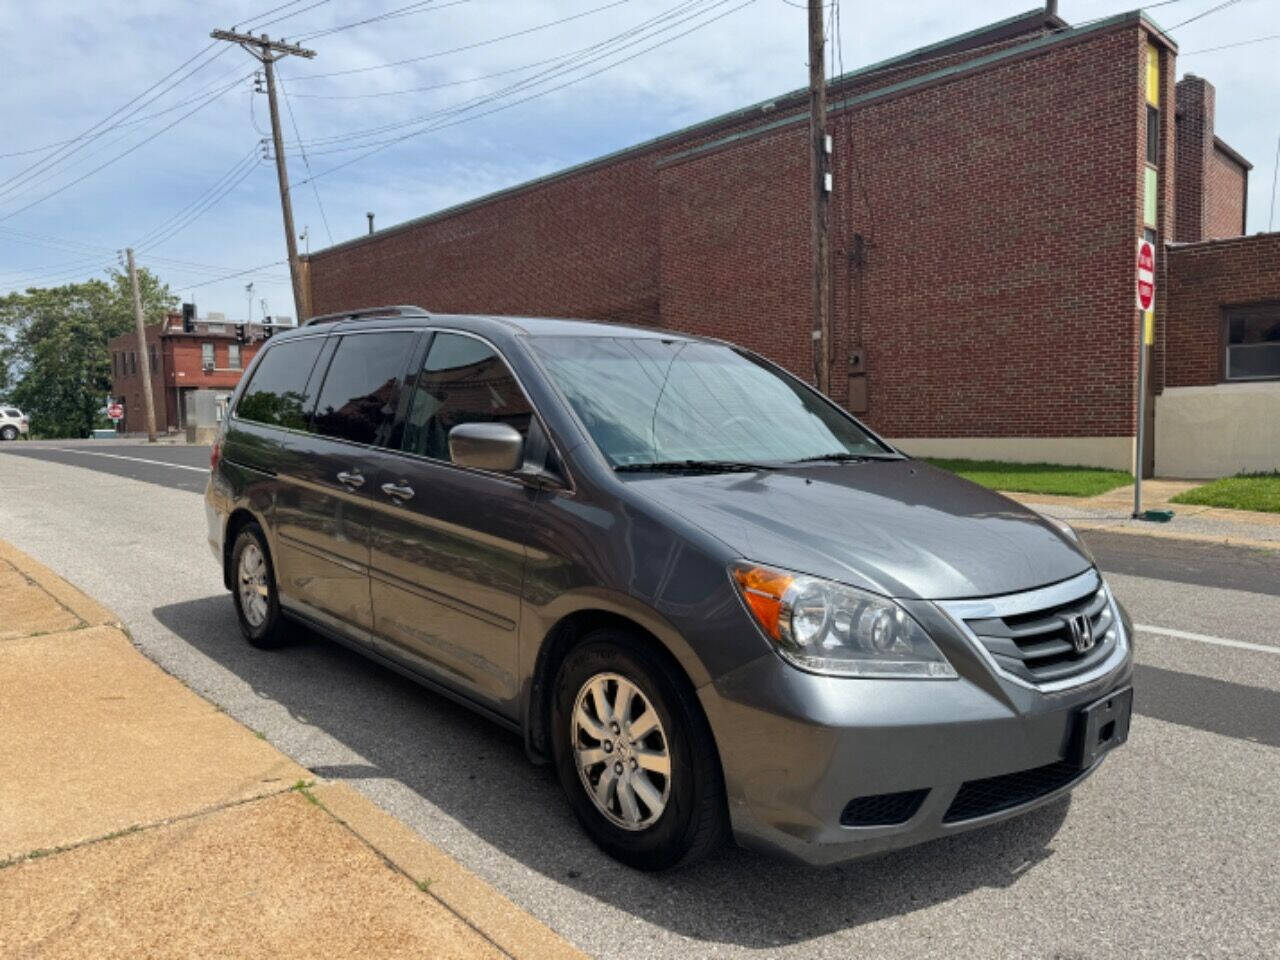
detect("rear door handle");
top-left (381, 482), bottom-right (415, 503)
top-left (336, 469), bottom-right (365, 489)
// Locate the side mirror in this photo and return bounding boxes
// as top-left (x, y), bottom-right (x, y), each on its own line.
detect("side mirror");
top-left (448, 422), bottom-right (524, 473)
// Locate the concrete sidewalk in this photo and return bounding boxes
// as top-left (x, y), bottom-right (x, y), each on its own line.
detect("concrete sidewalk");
top-left (0, 541), bottom-right (584, 960)
top-left (1006, 479), bottom-right (1280, 551)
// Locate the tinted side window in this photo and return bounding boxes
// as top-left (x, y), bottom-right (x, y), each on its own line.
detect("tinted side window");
top-left (236, 336), bottom-right (325, 430)
top-left (402, 332), bottom-right (533, 463)
top-left (312, 332), bottom-right (417, 447)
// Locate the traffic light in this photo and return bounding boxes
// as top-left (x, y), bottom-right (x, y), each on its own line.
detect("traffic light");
top-left (262, 316), bottom-right (275, 340)
top-left (182, 302), bottom-right (195, 333)
top-left (235, 324), bottom-right (246, 342)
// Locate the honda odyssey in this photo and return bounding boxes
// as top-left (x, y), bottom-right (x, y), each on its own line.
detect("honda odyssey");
top-left (206, 306), bottom-right (1132, 870)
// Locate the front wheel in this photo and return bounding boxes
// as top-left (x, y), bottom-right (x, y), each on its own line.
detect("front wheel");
top-left (552, 632), bottom-right (727, 871)
top-left (230, 523), bottom-right (289, 648)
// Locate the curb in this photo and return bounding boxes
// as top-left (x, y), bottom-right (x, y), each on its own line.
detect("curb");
top-left (0, 539), bottom-right (120, 628)
top-left (0, 539), bottom-right (585, 960)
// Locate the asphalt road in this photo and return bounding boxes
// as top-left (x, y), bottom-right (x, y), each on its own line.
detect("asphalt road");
top-left (2, 440), bottom-right (1278, 958)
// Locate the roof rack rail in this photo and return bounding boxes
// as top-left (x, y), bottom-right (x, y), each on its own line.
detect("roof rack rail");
top-left (304, 305), bottom-right (428, 327)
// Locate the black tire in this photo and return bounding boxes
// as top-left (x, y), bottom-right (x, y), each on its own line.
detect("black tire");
top-left (551, 631), bottom-right (727, 871)
top-left (229, 522), bottom-right (290, 649)
top-left (0, 426), bottom-right (16, 441)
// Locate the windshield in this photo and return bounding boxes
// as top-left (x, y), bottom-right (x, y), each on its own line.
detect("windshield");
top-left (529, 335), bottom-right (892, 467)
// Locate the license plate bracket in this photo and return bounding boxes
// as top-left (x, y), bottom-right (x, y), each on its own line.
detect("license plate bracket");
top-left (1071, 686), bottom-right (1133, 769)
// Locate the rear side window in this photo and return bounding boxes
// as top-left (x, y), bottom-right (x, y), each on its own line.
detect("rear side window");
top-left (3, 409), bottom-right (19, 417)
top-left (312, 332), bottom-right (417, 446)
top-left (235, 336), bottom-right (326, 430)
top-left (401, 332), bottom-right (533, 463)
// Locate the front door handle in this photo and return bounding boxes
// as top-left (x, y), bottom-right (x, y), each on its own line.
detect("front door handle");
top-left (336, 469), bottom-right (365, 489)
top-left (381, 481), bottom-right (415, 503)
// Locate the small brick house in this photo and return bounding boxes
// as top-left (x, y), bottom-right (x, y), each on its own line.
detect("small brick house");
top-left (304, 5), bottom-right (1279, 477)
top-left (108, 313), bottom-right (267, 435)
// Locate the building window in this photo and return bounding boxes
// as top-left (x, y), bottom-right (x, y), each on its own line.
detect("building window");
top-left (202, 343), bottom-right (215, 370)
top-left (1146, 105), bottom-right (1159, 165)
top-left (112, 352), bottom-right (118, 376)
top-left (228, 343), bottom-right (241, 370)
top-left (129, 352), bottom-right (136, 375)
top-left (149, 344), bottom-right (157, 373)
top-left (1225, 303), bottom-right (1280, 381)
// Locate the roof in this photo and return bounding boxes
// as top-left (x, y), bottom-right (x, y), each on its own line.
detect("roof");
top-left (1213, 136), bottom-right (1253, 171)
top-left (310, 7), bottom-right (1172, 260)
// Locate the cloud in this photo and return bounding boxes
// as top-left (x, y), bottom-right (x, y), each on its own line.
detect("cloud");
top-left (0, 0), bottom-right (1275, 313)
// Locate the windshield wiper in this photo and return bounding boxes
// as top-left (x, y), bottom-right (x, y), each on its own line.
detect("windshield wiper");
top-left (615, 459), bottom-right (779, 474)
top-left (791, 452), bottom-right (903, 463)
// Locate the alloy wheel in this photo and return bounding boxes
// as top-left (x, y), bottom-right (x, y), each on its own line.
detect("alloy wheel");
top-left (572, 672), bottom-right (672, 831)
top-left (237, 541), bottom-right (270, 628)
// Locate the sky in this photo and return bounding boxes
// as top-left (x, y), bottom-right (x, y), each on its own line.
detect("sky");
top-left (0, 0), bottom-right (1275, 319)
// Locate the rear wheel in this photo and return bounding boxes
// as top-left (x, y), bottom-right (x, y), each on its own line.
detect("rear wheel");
top-left (230, 523), bottom-right (289, 648)
top-left (552, 632), bottom-right (727, 871)
top-left (0, 426), bottom-right (16, 441)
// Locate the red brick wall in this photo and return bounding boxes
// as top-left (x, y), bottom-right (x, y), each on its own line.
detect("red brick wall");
top-left (309, 19), bottom-right (1158, 442)
top-left (657, 127), bottom-right (812, 378)
top-left (309, 152), bottom-right (661, 326)
top-left (1204, 147), bottom-right (1246, 240)
top-left (1164, 234), bottom-right (1280, 387)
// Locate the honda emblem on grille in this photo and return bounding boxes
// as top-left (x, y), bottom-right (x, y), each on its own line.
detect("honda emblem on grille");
top-left (1067, 613), bottom-right (1095, 653)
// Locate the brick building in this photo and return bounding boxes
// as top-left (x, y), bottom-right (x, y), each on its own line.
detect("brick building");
top-left (304, 5), bottom-right (1280, 477)
top-left (108, 312), bottom-right (268, 435)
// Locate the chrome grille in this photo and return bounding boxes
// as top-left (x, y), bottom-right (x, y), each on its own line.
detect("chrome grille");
top-left (938, 570), bottom-right (1126, 691)
top-left (964, 585), bottom-right (1117, 685)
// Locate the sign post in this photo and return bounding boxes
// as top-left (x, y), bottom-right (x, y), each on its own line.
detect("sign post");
top-left (1133, 239), bottom-right (1156, 519)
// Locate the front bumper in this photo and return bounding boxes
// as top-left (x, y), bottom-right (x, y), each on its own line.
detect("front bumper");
top-left (699, 587), bottom-right (1133, 866)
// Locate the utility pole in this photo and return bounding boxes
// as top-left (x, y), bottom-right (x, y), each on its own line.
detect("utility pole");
top-left (211, 29), bottom-right (315, 321)
top-left (125, 248), bottom-right (157, 443)
top-left (808, 0), bottom-right (831, 394)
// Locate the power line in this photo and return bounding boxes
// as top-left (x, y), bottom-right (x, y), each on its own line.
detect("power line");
top-left (0, 46), bottom-right (232, 202)
top-left (295, 0), bottom-right (756, 185)
top-left (296, 0), bottom-right (472, 42)
top-left (1165, 0), bottom-right (1247, 31)
top-left (250, 0), bottom-right (337, 32)
top-left (279, 0), bottom-right (724, 154)
top-left (0, 67), bottom-right (252, 160)
top-left (292, 0), bottom-right (635, 81)
top-left (0, 74), bottom-right (249, 209)
top-left (136, 154), bottom-right (266, 254)
top-left (183, 259), bottom-right (289, 289)
top-left (277, 73), bottom-right (334, 245)
top-left (0, 81), bottom-right (241, 223)
top-left (1182, 32), bottom-right (1280, 54)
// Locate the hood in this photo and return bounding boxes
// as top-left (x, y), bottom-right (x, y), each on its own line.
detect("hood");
top-left (633, 460), bottom-right (1092, 600)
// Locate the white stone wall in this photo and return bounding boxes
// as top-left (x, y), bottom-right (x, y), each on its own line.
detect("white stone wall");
top-left (1155, 382), bottom-right (1280, 478)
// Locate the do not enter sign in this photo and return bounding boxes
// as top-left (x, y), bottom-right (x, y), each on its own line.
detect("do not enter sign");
top-left (107, 403), bottom-right (123, 421)
top-left (1136, 239), bottom-right (1155, 311)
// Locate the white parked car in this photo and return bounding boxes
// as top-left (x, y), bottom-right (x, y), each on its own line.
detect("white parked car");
top-left (0, 406), bottom-right (29, 440)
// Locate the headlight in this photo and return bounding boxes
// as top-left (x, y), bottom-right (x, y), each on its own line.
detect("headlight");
top-left (730, 562), bottom-right (957, 679)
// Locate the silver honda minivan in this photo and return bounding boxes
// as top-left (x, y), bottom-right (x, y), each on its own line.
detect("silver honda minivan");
top-left (206, 306), bottom-right (1133, 870)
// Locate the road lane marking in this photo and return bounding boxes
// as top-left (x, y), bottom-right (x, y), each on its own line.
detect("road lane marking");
top-left (48, 447), bottom-right (208, 473)
top-left (1137, 623), bottom-right (1280, 657)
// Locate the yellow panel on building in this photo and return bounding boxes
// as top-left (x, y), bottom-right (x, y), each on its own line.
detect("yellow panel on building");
top-left (1146, 42), bottom-right (1160, 106)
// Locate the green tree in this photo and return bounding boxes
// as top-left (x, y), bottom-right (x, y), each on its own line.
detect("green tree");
top-left (0, 268), bottom-right (176, 438)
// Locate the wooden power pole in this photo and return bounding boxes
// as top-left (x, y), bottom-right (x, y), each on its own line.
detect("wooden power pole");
top-left (808, 0), bottom-right (832, 394)
top-left (125, 248), bottom-right (158, 443)
top-left (211, 29), bottom-right (315, 322)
